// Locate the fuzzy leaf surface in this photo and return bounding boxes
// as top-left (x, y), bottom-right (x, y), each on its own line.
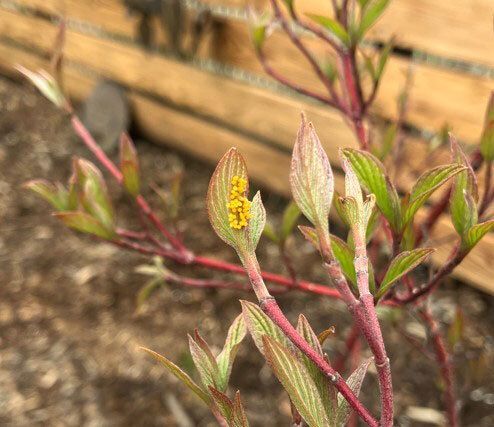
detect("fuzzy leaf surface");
top-left (188, 334), bottom-right (220, 391)
top-left (376, 248), bottom-right (434, 300)
top-left (450, 139), bottom-right (478, 237)
top-left (463, 220), bottom-right (494, 250)
top-left (141, 347), bottom-right (210, 405)
top-left (290, 114), bottom-right (334, 230)
top-left (263, 336), bottom-right (330, 427)
top-left (341, 148), bottom-right (401, 231)
top-left (207, 148), bottom-right (248, 249)
top-left (403, 164), bottom-right (465, 225)
top-left (207, 149), bottom-right (265, 257)
top-left (241, 301), bottom-right (287, 355)
top-left (54, 211), bottom-right (115, 239)
top-left (336, 358), bottom-right (371, 425)
top-left (248, 192), bottom-right (266, 251)
top-left (231, 392), bottom-right (250, 427)
top-left (296, 315), bottom-right (337, 422)
top-left (216, 314), bottom-right (247, 391)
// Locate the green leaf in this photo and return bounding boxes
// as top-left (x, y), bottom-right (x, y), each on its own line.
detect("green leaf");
top-left (120, 134), bottom-right (140, 196)
top-left (207, 148), bottom-right (247, 249)
top-left (247, 192), bottom-right (266, 251)
top-left (377, 123), bottom-right (397, 160)
top-left (357, 0), bottom-right (371, 9)
top-left (209, 387), bottom-right (234, 422)
top-left (135, 277), bottom-right (163, 312)
top-left (140, 347), bottom-right (210, 405)
top-left (54, 211), bottom-right (115, 239)
top-left (263, 336), bottom-right (330, 427)
top-left (306, 14), bottom-right (350, 47)
top-left (240, 300), bottom-right (287, 356)
top-left (298, 225), bottom-right (320, 252)
top-left (463, 219), bottom-right (494, 250)
top-left (447, 306), bottom-right (464, 349)
top-left (188, 333), bottom-right (220, 390)
top-left (296, 315), bottom-right (337, 422)
top-left (252, 24), bottom-right (267, 51)
top-left (250, 12), bottom-right (271, 52)
top-left (216, 314), bottom-right (247, 391)
top-left (480, 92), bottom-right (494, 162)
top-left (207, 148), bottom-right (264, 257)
top-left (340, 153), bottom-right (378, 239)
top-left (330, 235), bottom-right (357, 286)
top-left (375, 37), bottom-right (394, 81)
top-left (17, 66), bottom-right (67, 108)
top-left (231, 391), bottom-right (250, 427)
top-left (403, 163), bottom-right (466, 226)
top-left (209, 389), bottom-right (250, 427)
top-left (341, 148), bottom-right (401, 231)
top-left (290, 114), bottom-right (334, 231)
top-left (376, 248), bottom-right (434, 300)
top-left (358, 0), bottom-right (390, 39)
top-left (75, 159), bottom-right (115, 230)
top-left (263, 222), bottom-right (280, 244)
top-left (24, 179), bottom-right (69, 211)
top-left (336, 358), bottom-right (371, 425)
top-left (450, 138), bottom-right (478, 237)
top-left (280, 201), bottom-right (301, 243)
top-left (338, 196), bottom-right (360, 230)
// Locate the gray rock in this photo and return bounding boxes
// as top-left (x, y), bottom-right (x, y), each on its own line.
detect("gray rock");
top-left (80, 80), bottom-right (129, 153)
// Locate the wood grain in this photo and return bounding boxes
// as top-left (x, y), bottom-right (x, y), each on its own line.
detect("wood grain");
top-left (8, 0), bottom-right (494, 145)
top-left (203, 0), bottom-right (494, 68)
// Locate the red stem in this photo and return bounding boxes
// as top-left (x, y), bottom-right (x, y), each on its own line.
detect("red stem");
top-left (269, 0), bottom-right (342, 108)
top-left (419, 308), bottom-right (458, 427)
top-left (71, 115), bottom-right (192, 259)
top-left (261, 298), bottom-right (379, 426)
top-left (193, 255), bottom-right (342, 299)
top-left (341, 52), bottom-right (368, 150)
top-left (258, 50), bottom-right (336, 106)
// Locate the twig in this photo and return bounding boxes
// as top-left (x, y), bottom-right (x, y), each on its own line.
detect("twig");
top-left (419, 307), bottom-right (458, 427)
top-left (257, 50), bottom-right (335, 106)
top-left (241, 254), bottom-right (379, 426)
top-left (395, 244), bottom-right (466, 304)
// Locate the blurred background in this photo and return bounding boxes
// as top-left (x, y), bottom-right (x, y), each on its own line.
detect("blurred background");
top-left (1, 0), bottom-right (494, 425)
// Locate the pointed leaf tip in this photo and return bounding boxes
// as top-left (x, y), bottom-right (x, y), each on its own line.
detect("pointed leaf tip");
top-left (290, 115), bottom-right (334, 230)
top-left (376, 248), bottom-right (434, 300)
top-left (120, 134), bottom-right (140, 196)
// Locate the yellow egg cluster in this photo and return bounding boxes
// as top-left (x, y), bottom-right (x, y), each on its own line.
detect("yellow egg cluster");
top-left (227, 175), bottom-right (251, 229)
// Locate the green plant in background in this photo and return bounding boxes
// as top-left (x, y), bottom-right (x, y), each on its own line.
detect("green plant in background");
top-left (19, 0), bottom-right (494, 425)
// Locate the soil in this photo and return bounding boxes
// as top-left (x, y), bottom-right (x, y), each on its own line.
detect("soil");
top-left (1, 76), bottom-right (494, 426)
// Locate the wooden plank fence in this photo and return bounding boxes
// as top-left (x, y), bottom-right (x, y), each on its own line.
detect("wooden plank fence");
top-left (1, 0), bottom-right (493, 293)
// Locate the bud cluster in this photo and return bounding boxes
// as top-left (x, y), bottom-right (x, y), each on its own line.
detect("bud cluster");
top-left (227, 175), bottom-right (251, 229)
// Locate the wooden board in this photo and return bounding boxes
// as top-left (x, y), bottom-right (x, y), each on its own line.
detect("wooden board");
top-left (1, 39), bottom-right (493, 294)
top-left (7, 0), bottom-right (494, 145)
top-left (204, 14), bottom-right (494, 145)
top-left (203, 0), bottom-right (494, 69)
top-left (0, 6), bottom-right (489, 201)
